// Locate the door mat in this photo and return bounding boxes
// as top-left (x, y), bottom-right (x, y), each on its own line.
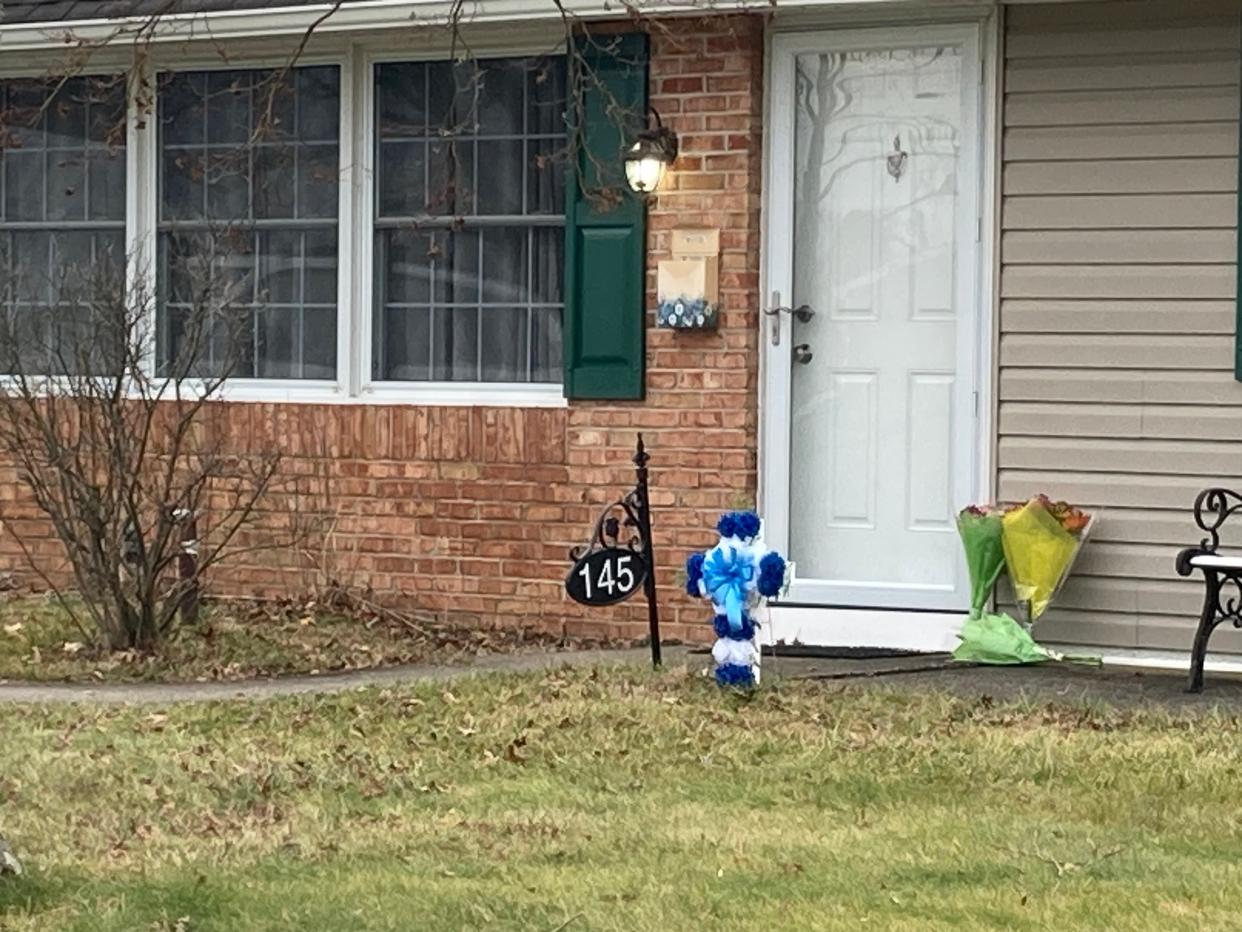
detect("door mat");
top-left (760, 645), bottom-right (930, 660)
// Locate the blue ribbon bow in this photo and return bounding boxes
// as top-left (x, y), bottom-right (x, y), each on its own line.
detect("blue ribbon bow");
top-left (701, 545), bottom-right (754, 633)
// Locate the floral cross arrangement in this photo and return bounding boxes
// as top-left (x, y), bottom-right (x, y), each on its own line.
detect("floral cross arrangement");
top-left (684, 511), bottom-right (787, 688)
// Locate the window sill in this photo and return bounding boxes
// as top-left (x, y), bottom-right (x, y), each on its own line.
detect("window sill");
top-left (359, 381), bottom-right (568, 408)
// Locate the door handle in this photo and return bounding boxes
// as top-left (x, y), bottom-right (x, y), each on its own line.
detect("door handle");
top-left (764, 293), bottom-right (816, 346)
top-left (793, 343), bottom-right (813, 365)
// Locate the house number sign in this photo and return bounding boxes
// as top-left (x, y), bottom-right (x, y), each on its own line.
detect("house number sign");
top-left (564, 434), bottom-right (663, 667)
top-left (565, 548), bottom-right (646, 606)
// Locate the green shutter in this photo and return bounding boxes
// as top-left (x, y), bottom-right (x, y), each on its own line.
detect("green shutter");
top-left (563, 32), bottom-right (649, 400)
top-left (1236, 34), bottom-right (1242, 381)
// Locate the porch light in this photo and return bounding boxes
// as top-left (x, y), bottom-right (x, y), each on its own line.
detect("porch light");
top-left (624, 109), bottom-right (679, 195)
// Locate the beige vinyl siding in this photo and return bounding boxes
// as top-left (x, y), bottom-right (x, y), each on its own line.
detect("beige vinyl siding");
top-left (1000, 0), bottom-right (1242, 651)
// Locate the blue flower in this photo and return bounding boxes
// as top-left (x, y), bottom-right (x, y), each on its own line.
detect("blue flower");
top-left (734, 511), bottom-right (761, 541)
top-left (715, 663), bottom-right (755, 689)
top-left (713, 613), bottom-right (755, 640)
top-left (716, 513), bottom-right (738, 539)
top-left (757, 552), bottom-right (786, 598)
top-left (685, 552), bottom-right (705, 597)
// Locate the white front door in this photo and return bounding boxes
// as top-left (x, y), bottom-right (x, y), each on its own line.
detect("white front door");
top-left (762, 25), bottom-right (985, 628)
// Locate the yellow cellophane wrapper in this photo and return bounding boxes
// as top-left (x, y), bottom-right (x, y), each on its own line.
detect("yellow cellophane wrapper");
top-left (1001, 500), bottom-right (1077, 622)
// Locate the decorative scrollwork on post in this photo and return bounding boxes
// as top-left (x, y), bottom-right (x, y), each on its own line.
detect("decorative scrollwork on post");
top-left (568, 495), bottom-right (645, 563)
top-left (1191, 487), bottom-right (1242, 553)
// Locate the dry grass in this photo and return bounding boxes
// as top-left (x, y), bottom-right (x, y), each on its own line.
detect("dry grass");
top-left (3, 664), bottom-right (1242, 929)
top-left (0, 596), bottom-right (613, 683)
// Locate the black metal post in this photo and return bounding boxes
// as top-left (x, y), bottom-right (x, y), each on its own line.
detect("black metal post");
top-left (633, 434), bottom-right (662, 668)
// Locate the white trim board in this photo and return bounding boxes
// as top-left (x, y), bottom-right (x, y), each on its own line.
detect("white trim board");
top-left (1044, 646), bottom-right (1242, 678)
top-left (0, 0), bottom-right (998, 52)
top-left (763, 605), bottom-right (965, 654)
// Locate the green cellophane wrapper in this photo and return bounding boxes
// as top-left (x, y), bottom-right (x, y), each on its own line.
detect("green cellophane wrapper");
top-left (956, 509), bottom-right (1006, 617)
top-left (954, 612), bottom-right (1054, 665)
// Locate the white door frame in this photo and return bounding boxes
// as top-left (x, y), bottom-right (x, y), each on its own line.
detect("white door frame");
top-left (759, 18), bottom-right (999, 649)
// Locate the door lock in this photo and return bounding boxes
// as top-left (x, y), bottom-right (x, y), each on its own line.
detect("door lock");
top-left (793, 343), bottom-right (814, 365)
top-left (764, 292), bottom-right (816, 346)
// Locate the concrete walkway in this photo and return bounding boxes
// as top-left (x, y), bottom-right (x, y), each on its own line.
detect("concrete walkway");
top-left (3, 645), bottom-right (1242, 712)
top-left (0, 647), bottom-right (685, 705)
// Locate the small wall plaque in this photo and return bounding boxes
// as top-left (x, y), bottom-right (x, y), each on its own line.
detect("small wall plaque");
top-left (656, 228), bottom-right (720, 331)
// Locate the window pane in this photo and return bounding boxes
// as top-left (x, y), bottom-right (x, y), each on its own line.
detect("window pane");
top-left (298, 144), bottom-right (339, 218)
top-left (477, 59), bottom-right (524, 136)
top-left (528, 59), bottom-right (566, 134)
top-left (378, 141), bottom-right (425, 217)
top-left (481, 227), bottom-right (525, 304)
top-left (161, 72), bottom-right (205, 146)
top-left (432, 230), bottom-right (479, 306)
top-left (157, 65), bottom-right (340, 381)
top-left (298, 67), bottom-right (340, 141)
top-left (88, 150), bottom-right (125, 221)
top-left (379, 229), bottom-right (431, 305)
top-left (256, 307), bottom-right (297, 378)
top-left (376, 306), bottom-right (431, 381)
top-left (47, 91), bottom-right (86, 146)
top-left (257, 230), bottom-right (300, 305)
top-left (427, 61), bottom-right (477, 136)
top-left (432, 307), bottom-right (477, 381)
top-left (304, 228), bottom-right (338, 305)
top-left (86, 76), bottom-right (127, 149)
top-left (377, 63), bottom-right (426, 137)
top-left (205, 149), bottom-right (249, 220)
top-left (10, 231), bottom-right (51, 305)
top-left (5, 82), bottom-right (46, 149)
top-left (530, 307), bottom-right (562, 383)
top-left (206, 70), bottom-right (251, 145)
top-left (5, 151), bottom-right (43, 222)
top-left (476, 138), bottom-right (522, 215)
top-left (254, 145), bottom-right (295, 218)
top-left (531, 227), bottom-right (563, 304)
top-left (480, 307), bottom-right (526, 381)
top-left (302, 306), bottom-right (336, 378)
top-left (426, 139), bottom-right (473, 216)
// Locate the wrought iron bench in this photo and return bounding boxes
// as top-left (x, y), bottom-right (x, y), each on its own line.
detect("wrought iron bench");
top-left (1176, 488), bottom-right (1242, 692)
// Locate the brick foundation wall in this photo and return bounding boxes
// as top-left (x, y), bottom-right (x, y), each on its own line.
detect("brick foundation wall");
top-left (0, 14), bottom-right (766, 645)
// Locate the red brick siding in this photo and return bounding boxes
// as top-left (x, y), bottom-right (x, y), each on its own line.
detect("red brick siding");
top-left (0, 14), bottom-right (766, 645)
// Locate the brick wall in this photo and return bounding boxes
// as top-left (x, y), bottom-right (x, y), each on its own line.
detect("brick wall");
top-left (0, 14), bottom-right (766, 645)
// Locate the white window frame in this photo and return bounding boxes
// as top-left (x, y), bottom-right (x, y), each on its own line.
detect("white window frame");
top-left (355, 44), bottom-right (569, 408)
top-left (1, 34), bottom-right (570, 408)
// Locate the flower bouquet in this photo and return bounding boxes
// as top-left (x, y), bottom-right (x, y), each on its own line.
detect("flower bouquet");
top-left (952, 496), bottom-right (1098, 666)
top-left (1002, 495), bottom-right (1094, 630)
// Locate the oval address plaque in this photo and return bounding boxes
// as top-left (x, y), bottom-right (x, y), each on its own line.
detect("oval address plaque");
top-left (565, 547), bottom-right (648, 607)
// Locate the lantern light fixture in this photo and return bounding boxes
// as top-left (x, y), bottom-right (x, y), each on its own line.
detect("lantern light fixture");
top-left (623, 108), bottom-right (679, 196)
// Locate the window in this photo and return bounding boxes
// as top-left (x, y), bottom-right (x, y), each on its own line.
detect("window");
top-left (156, 66), bottom-right (340, 379)
top-left (0, 75), bottom-right (126, 372)
top-left (0, 37), bottom-right (629, 404)
top-left (372, 56), bottom-right (566, 384)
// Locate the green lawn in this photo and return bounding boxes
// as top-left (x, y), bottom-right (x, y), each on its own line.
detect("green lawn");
top-left (3, 665), bottom-right (1242, 930)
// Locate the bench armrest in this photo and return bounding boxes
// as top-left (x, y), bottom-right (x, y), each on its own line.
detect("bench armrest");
top-left (1190, 487), bottom-right (1242, 555)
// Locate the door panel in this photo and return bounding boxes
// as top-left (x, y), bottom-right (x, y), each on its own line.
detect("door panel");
top-left (766, 28), bottom-right (982, 612)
